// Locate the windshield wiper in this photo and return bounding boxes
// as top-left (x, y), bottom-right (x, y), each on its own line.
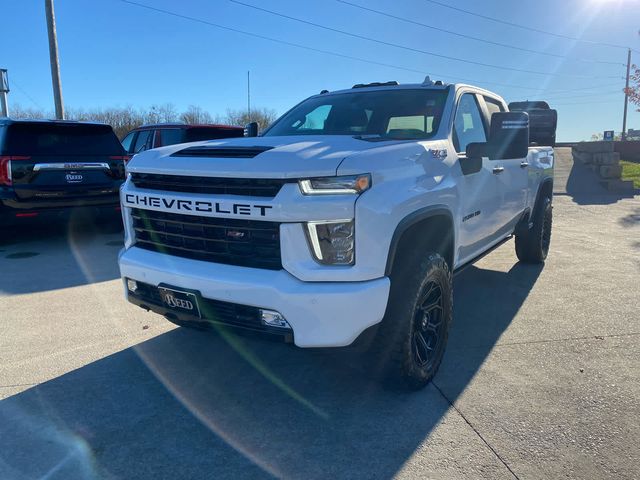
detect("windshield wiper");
top-left (353, 134), bottom-right (427, 142)
top-left (352, 134), bottom-right (390, 142)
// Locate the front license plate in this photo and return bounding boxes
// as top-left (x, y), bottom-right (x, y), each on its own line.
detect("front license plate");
top-left (158, 287), bottom-right (201, 318)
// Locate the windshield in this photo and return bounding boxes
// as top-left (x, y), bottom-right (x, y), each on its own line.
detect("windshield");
top-left (264, 89), bottom-right (448, 140)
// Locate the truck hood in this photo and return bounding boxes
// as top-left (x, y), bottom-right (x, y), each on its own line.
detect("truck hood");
top-left (126, 135), bottom-right (402, 178)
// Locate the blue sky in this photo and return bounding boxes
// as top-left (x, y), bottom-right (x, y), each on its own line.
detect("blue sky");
top-left (2, 0), bottom-right (639, 140)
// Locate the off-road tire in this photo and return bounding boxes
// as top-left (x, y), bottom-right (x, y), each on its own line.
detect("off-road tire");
top-left (515, 196), bottom-right (552, 263)
top-left (370, 252), bottom-right (453, 390)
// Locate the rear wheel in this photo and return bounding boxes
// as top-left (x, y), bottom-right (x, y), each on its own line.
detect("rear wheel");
top-left (370, 252), bottom-right (453, 390)
top-left (515, 196), bottom-right (552, 263)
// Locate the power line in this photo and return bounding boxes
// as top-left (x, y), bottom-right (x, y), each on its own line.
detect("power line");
top-left (117, 1), bottom-right (429, 75)
top-left (422, 0), bottom-right (639, 53)
top-left (336, 0), bottom-right (623, 66)
top-left (116, 0), bottom-right (622, 96)
top-left (553, 99), bottom-right (621, 106)
top-left (540, 83), bottom-right (620, 95)
top-left (228, 0), bottom-right (621, 79)
top-left (11, 79), bottom-right (46, 111)
top-left (543, 90), bottom-right (623, 101)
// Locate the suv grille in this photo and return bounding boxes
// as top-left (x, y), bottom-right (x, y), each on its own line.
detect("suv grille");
top-left (130, 173), bottom-right (289, 197)
top-left (131, 208), bottom-right (282, 270)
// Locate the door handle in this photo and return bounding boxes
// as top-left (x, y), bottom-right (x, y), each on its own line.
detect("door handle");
top-left (492, 167), bottom-right (505, 175)
top-left (520, 162), bottom-right (529, 168)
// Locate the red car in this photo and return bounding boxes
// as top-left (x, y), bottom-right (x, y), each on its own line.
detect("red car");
top-left (121, 123), bottom-right (245, 155)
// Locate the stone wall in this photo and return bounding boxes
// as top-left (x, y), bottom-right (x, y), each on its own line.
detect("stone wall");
top-left (572, 142), bottom-right (634, 192)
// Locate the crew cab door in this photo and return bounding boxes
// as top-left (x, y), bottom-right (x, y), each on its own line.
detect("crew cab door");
top-left (453, 93), bottom-right (502, 264)
top-left (480, 96), bottom-right (528, 232)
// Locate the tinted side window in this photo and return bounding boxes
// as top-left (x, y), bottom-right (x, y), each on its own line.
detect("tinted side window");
top-left (156, 128), bottom-right (185, 147)
top-left (133, 129), bottom-right (153, 153)
top-left (121, 132), bottom-right (135, 153)
top-left (185, 128), bottom-right (244, 142)
top-left (453, 94), bottom-right (487, 153)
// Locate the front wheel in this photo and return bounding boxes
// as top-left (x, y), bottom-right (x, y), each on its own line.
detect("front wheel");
top-left (515, 196), bottom-right (553, 263)
top-left (371, 252), bottom-right (453, 390)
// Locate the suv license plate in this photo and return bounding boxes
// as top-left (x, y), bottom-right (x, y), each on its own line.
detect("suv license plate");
top-left (158, 287), bottom-right (201, 318)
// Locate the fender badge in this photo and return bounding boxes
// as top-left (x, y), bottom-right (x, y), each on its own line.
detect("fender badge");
top-left (429, 149), bottom-right (448, 160)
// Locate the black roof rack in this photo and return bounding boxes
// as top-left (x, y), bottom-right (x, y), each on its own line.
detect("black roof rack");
top-left (352, 81), bottom-right (399, 89)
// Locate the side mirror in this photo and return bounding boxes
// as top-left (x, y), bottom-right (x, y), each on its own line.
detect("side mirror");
top-left (466, 142), bottom-right (487, 160)
top-left (466, 112), bottom-right (530, 162)
top-left (244, 121), bottom-right (259, 137)
top-left (460, 143), bottom-right (484, 175)
top-left (487, 112), bottom-right (529, 159)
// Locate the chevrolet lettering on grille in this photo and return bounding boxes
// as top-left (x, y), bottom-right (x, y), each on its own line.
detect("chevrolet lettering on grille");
top-left (123, 193), bottom-right (273, 217)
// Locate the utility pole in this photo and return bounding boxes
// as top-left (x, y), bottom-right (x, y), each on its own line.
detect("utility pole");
top-left (45, 0), bottom-right (64, 119)
top-left (622, 48), bottom-right (631, 141)
top-left (247, 70), bottom-right (251, 121)
top-left (0, 69), bottom-right (9, 117)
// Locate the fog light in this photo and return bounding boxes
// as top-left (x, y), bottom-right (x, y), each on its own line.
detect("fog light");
top-left (259, 309), bottom-right (291, 329)
top-left (127, 279), bottom-right (138, 293)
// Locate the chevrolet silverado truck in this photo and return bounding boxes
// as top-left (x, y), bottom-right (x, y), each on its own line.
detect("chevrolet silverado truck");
top-left (119, 79), bottom-right (554, 389)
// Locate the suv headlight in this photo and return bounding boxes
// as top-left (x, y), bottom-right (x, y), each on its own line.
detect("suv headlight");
top-left (306, 220), bottom-right (355, 265)
top-left (299, 174), bottom-right (371, 195)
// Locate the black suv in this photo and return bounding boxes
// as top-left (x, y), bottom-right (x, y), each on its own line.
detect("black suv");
top-left (0, 119), bottom-right (128, 225)
top-left (121, 123), bottom-right (245, 155)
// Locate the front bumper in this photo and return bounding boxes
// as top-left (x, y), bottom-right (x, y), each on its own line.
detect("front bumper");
top-left (119, 246), bottom-right (390, 347)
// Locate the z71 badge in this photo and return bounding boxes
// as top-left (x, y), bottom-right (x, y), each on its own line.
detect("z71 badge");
top-left (429, 149), bottom-right (448, 160)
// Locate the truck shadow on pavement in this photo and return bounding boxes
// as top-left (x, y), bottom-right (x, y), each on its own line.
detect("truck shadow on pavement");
top-left (0, 263), bottom-right (542, 479)
top-left (0, 217), bottom-right (123, 295)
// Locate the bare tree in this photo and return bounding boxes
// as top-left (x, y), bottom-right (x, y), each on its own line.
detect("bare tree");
top-left (224, 107), bottom-right (278, 131)
top-left (145, 103), bottom-right (178, 124)
top-left (9, 103), bottom-right (278, 139)
top-left (9, 104), bottom-right (50, 119)
top-left (180, 105), bottom-right (213, 124)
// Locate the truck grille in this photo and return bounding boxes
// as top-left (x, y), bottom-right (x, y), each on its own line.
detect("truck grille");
top-left (131, 208), bottom-right (282, 270)
top-left (130, 173), bottom-right (289, 197)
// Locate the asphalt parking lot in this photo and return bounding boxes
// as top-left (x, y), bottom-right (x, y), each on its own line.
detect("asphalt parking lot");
top-left (1, 149), bottom-right (639, 479)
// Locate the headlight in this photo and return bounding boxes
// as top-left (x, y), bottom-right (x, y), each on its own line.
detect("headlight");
top-left (299, 174), bottom-right (371, 195)
top-left (306, 220), bottom-right (355, 265)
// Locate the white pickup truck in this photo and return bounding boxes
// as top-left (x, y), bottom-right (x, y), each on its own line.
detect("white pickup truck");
top-left (119, 79), bottom-right (554, 389)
